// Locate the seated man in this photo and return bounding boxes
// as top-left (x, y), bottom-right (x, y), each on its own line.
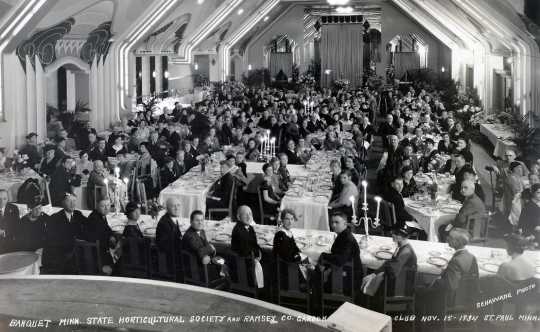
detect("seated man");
top-left (159, 156), bottom-right (179, 188)
top-left (417, 228), bottom-right (479, 314)
top-left (439, 180), bottom-right (485, 242)
top-left (156, 198), bottom-right (183, 257)
top-left (182, 210), bottom-right (227, 286)
top-left (42, 193), bottom-right (85, 274)
top-left (206, 160), bottom-right (236, 212)
top-left (83, 199), bottom-right (117, 274)
top-left (231, 206), bottom-right (261, 259)
top-left (328, 170), bottom-right (359, 221)
top-left (318, 212), bottom-right (363, 301)
top-left (383, 177), bottom-right (415, 229)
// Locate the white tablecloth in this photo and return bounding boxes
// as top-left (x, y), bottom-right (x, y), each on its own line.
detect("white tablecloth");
top-left (0, 251), bottom-right (40, 276)
top-left (480, 123), bottom-right (517, 158)
top-left (0, 170), bottom-right (41, 201)
top-left (404, 197), bottom-right (461, 242)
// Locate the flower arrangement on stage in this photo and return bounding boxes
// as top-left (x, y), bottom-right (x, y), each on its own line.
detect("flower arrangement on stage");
top-left (333, 79), bottom-right (350, 90)
top-left (147, 198), bottom-right (164, 220)
top-left (12, 150), bottom-right (31, 172)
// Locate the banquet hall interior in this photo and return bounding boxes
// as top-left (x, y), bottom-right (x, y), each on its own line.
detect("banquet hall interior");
top-left (0, 0), bottom-right (539, 331)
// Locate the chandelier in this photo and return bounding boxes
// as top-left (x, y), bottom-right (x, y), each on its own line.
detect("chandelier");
top-left (327, 0), bottom-right (349, 5)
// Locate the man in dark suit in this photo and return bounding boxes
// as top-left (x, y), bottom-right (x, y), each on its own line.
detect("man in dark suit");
top-left (160, 157), bottom-right (179, 188)
top-left (156, 197), bottom-right (183, 257)
top-left (88, 138), bottom-right (108, 163)
top-left (0, 189), bottom-right (21, 253)
top-left (378, 114), bottom-right (398, 148)
top-left (42, 193), bottom-right (85, 274)
top-left (417, 228), bottom-right (479, 313)
top-left (318, 212), bottom-right (363, 301)
top-left (19, 133), bottom-right (42, 170)
top-left (384, 177), bottom-right (415, 228)
top-left (231, 206), bottom-right (261, 259)
top-left (206, 161), bottom-right (236, 212)
top-left (439, 180), bottom-right (486, 242)
top-left (49, 157), bottom-right (77, 207)
top-left (375, 228), bottom-right (417, 296)
top-left (83, 199), bottom-right (117, 272)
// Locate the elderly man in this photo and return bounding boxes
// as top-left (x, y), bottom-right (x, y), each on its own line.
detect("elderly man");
top-left (439, 180), bottom-right (486, 242)
top-left (43, 193), bottom-right (85, 274)
top-left (156, 197), bottom-right (183, 256)
top-left (231, 206), bottom-right (261, 259)
top-left (83, 199), bottom-right (117, 274)
top-left (49, 157), bottom-right (78, 207)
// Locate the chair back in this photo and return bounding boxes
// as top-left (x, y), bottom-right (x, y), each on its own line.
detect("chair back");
top-left (181, 250), bottom-right (209, 287)
top-left (447, 275), bottom-right (480, 310)
top-left (74, 239), bottom-right (102, 275)
top-left (150, 243), bottom-right (179, 282)
top-left (118, 237), bottom-right (150, 278)
top-left (385, 201), bottom-right (397, 228)
top-left (320, 258), bottom-right (355, 299)
top-left (92, 185), bottom-right (107, 210)
top-left (466, 213), bottom-right (489, 243)
top-left (276, 257), bottom-right (307, 295)
top-left (222, 250), bottom-right (257, 297)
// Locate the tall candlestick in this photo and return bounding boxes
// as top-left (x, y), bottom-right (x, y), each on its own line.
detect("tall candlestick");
top-left (349, 196), bottom-right (356, 218)
top-left (123, 177), bottom-right (129, 202)
top-left (114, 167), bottom-right (120, 179)
top-left (374, 196), bottom-right (382, 221)
top-left (104, 178), bottom-right (109, 199)
top-left (361, 180), bottom-right (367, 206)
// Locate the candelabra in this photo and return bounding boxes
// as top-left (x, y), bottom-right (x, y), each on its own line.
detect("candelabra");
top-left (259, 130), bottom-right (276, 162)
top-left (350, 181), bottom-right (383, 247)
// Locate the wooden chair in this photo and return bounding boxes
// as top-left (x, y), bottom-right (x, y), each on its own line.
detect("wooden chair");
top-left (207, 180), bottom-right (236, 220)
top-left (382, 267), bottom-right (417, 332)
top-left (466, 213), bottom-right (490, 245)
top-left (117, 237), bottom-right (151, 278)
top-left (181, 250), bottom-right (228, 290)
top-left (319, 258), bottom-right (356, 315)
top-left (257, 187), bottom-right (277, 225)
top-left (275, 257), bottom-right (311, 314)
top-left (222, 250), bottom-right (259, 298)
top-left (73, 239), bottom-right (103, 275)
top-left (149, 244), bottom-right (181, 282)
top-left (443, 275), bottom-right (480, 331)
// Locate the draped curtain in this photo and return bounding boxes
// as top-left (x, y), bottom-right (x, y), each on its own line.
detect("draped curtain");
top-left (320, 24), bottom-right (363, 88)
top-left (269, 53), bottom-right (293, 79)
top-left (394, 52), bottom-right (420, 79)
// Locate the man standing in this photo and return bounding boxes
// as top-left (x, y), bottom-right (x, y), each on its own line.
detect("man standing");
top-left (43, 193), bottom-right (85, 274)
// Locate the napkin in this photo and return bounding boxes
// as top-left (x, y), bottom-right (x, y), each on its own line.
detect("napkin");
top-left (405, 221), bottom-right (422, 230)
top-left (254, 260), bottom-right (264, 288)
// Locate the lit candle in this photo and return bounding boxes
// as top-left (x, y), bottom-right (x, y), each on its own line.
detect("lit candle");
top-left (361, 180), bottom-right (367, 206)
top-left (270, 137), bottom-right (276, 156)
top-left (123, 177), bottom-right (129, 202)
top-left (349, 196), bottom-right (356, 218)
top-left (374, 196), bottom-right (382, 221)
top-left (260, 137), bottom-right (265, 158)
top-left (114, 167), bottom-right (120, 179)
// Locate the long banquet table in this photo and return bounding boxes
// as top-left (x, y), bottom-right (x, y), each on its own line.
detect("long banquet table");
top-left (79, 208), bottom-right (538, 279)
top-left (480, 123), bottom-right (517, 158)
top-left (159, 151), bottom-right (339, 231)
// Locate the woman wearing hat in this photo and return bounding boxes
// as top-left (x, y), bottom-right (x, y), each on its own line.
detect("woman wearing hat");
top-left (11, 197), bottom-right (47, 252)
top-left (122, 202), bottom-right (144, 239)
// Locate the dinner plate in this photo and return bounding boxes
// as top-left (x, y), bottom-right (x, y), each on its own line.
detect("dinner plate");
top-left (375, 251), bottom-right (393, 260)
top-left (316, 236), bottom-right (331, 246)
top-left (427, 256), bottom-right (448, 267)
top-left (428, 251), bottom-right (442, 257)
top-left (408, 202), bottom-right (424, 209)
top-left (111, 225), bottom-right (124, 233)
top-left (143, 227), bottom-right (156, 236)
top-left (379, 245), bottom-right (393, 251)
top-left (481, 263), bottom-right (500, 274)
top-left (297, 242), bottom-right (307, 250)
top-left (214, 234), bottom-right (231, 242)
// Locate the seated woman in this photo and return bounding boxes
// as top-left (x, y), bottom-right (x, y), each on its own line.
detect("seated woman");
top-left (106, 135), bottom-right (128, 158)
top-left (283, 139), bottom-right (301, 165)
top-left (518, 183), bottom-right (540, 238)
top-left (260, 163), bottom-right (281, 217)
top-left (75, 150), bottom-right (93, 178)
top-left (401, 166), bottom-right (418, 198)
top-left (11, 199), bottom-right (46, 252)
top-left (342, 155), bottom-right (361, 185)
top-left (245, 138), bottom-right (260, 161)
top-left (122, 202), bottom-right (144, 238)
top-left (273, 209), bottom-right (302, 263)
top-left (497, 233), bottom-right (536, 282)
top-left (323, 131), bottom-right (340, 151)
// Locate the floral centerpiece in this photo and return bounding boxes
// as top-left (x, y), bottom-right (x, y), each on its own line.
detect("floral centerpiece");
top-left (147, 198), bottom-right (164, 220)
top-left (298, 74), bottom-right (316, 87)
top-left (333, 79), bottom-right (350, 90)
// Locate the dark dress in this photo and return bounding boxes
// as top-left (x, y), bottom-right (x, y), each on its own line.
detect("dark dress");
top-left (402, 178), bottom-right (418, 198)
top-left (83, 211), bottom-right (115, 265)
top-left (273, 230), bottom-right (301, 263)
top-left (519, 200), bottom-right (540, 237)
top-left (12, 214), bottom-right (47, 252)
top-left (260, 179), bottom-right (280, 215)
top-left (122, 224), bottom-right (144, 239)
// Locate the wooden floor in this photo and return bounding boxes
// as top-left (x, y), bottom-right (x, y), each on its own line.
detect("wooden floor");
top-left (0, 277), bottom-right (330, 332)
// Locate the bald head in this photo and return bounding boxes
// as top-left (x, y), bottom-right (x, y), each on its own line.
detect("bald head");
top-left (237, 205), bottom-right (253, 225)
top-left (166, 198), bottom-right (181, 217)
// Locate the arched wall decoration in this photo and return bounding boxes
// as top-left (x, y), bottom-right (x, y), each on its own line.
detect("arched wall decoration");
top-left (203, 21), bottom-right (232, 52)
top-left (45, 56), bottom-right (91, 76)
top-left (16, 18), bottom-right (75, 69)
top-left (141, 13), bottom-right (191, 53)
top-left (80, 21), bottom-right (113, 65)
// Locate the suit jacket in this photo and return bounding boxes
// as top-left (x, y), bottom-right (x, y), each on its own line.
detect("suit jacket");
top-left (231, 222), bottom-right (261, 258)
top-left (453, 194), bottom-right (485, 228)
top-left (50, 167), bottom-right (74, 206)
top-left (83, 211), bottom-right (113, 249)
top-left (384, 188), bottom-right (415, 228)
top-left (155, 213), bottom-right (183, 254)
top-left (160, 166), bottom-right (179, 188)
top-left (182, 227), bottom-right (215, 261)
top-left (319, 228), bottom-right (362, 278)
top-left (43, 209), bottom-right (85, 269)
top-left (88, 147), bottom-right (107, 163)
top-left (434, 249), bottom-right (478, 292)
top-left (273, 230), bottom-right (301, 263)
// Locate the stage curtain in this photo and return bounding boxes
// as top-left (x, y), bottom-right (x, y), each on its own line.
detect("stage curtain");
top-left (269, 52), bottom-right (293, 79)
top-left (320, 24), bottom-right (363, 88)
top-left (394, 52), bottom-right (420, 79)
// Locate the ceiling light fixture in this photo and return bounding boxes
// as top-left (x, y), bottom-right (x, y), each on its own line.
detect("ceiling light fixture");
top-left (335, 6), bottom-right (353, 13)
top-left (263, 16), bottom-right (269, 22)
top-left (327, 0), bottom-right (349, 6)
top-left (237, 8), bottom-right (244, 15)
top-left (197, 0), bottom-right (204, 4)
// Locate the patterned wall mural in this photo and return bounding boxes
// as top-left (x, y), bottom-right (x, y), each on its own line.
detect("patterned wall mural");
top-left (17, 18), bottom-right (75, 68)
top-left (80, 21), bottom-right (113, 65)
